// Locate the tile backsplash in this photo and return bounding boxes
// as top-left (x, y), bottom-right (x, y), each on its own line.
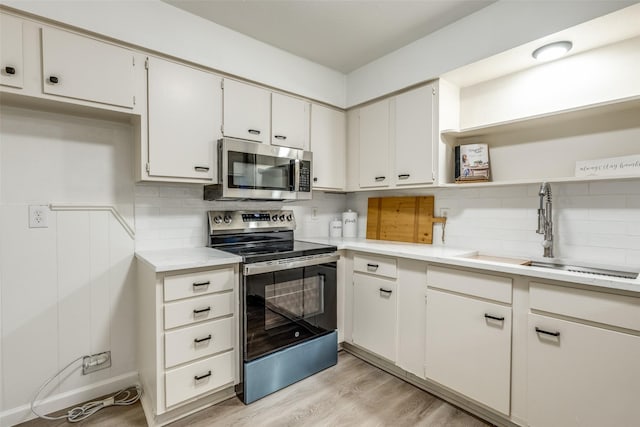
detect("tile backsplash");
top-left (346, 180), bottom-right (640, 268)
top-left (134, 183), bottom-right (347, 251)
top-left (135, 179), bottom-right (640, 268)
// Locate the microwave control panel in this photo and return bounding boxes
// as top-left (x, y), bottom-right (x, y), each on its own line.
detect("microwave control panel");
top-left (299, 160), bottom-right (311, 192)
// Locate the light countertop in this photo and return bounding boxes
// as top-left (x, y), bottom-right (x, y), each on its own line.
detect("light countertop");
top-left (135, 247), bottom-right (242, 273)
top-left (298, 237), bottom-right (640, 295)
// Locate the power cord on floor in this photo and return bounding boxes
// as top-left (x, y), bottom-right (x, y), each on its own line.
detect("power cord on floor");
top-left (30, 355), bottom-right (142, 423)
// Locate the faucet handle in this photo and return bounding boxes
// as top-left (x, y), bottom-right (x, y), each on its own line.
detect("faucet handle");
top-left (537, 209), bottom-right (545, 234)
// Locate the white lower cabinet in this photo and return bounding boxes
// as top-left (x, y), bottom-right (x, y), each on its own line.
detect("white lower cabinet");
top-left (425, 288), bottom-right (512, 415)
top-left (396, 259), bottom-right (428, 377)
top-left (352, 273), bottom-right (397, 362)
top-left (527, 313), bottom-right (640, 427)
top-left (527, 282), bottom-right (640, 427)
top-left (137, 262), bottom-right (238, 424)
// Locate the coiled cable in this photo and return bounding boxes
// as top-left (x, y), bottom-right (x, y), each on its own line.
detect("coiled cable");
top-left (30, 355), bottom-right (141, 423)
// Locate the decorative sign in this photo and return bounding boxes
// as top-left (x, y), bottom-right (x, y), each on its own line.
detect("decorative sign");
top-left (575, 154), bottom-right (640, 177)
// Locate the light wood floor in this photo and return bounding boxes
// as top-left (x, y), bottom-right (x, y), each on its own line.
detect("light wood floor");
top-left (19, 351), bottom-right (491, 427)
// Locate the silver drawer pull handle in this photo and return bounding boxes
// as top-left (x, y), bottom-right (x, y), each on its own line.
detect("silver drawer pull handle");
top-left (374, 176), bottom-right (386, 182)
top-left (193, 281), bottom-right (210, 288)
top-left (194, 334), bottom-right (212, 344)
top-left (398, 174), bottom-right (410, 180)
top-left (193, 306), bottom-right (211, 315)
top-left (535, 327), bottom-right (560, 337)
top-left (274, 135), bottom-right (287, 140)
top-left (194, 370), bottom-right (211, 381)
top-left (379, 288), bottom-right (393, 296)
top-left (248, 129), bottom-right (261, 135)
top-left (484, 314), bottom-right (505, 321)
top-left (366, 263), bottom-right (379, 271)
top-left (194, 166), bottom-right (210, 172)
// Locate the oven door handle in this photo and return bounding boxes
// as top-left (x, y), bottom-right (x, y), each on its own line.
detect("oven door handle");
top-left (243, 253), bottom-right (340, 276)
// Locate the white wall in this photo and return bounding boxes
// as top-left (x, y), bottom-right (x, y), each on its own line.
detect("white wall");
top-left (134, 183), bottom-right (347, 251)
top-left (1, 0), bottom-right (346, 107)
top-left (345, 180), bottom-right (640, 269)
top-left (346, 0), bottom-right (636, 106)
top-left (0, 107), bottom-right (137, 425)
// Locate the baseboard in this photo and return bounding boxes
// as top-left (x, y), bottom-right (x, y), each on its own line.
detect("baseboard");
top-left (0, 371), bottom-right (139, 427)
top-left (342, 343), bottom-right (521, 427)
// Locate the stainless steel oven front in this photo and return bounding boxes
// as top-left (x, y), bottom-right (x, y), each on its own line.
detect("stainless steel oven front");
top-left (239, 252), bottom-right (338, 403)
top-left (204, 137), bottom-right (312, 201)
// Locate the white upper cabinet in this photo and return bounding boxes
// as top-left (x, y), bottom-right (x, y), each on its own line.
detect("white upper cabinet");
top-left (394, 84), bottom-right (435, 186)
top-left (355, 83), bottom-right (437, 190)
top-left (41, 27), bottom-right (136, 109)
top-left (358, 99), bottom-right (391, 188)
top-left (0, 14), bottom-right (24, 89)
top-left (146, 57), bottom-right (221, 182)
top-left (222, 79), bottom-right (271, 143)
top-left (310, 104), bottom-right (346, 190)
top-left (272, 93), bottom-right (310, 150)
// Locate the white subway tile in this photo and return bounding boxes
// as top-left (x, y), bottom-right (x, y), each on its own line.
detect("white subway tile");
top-left (590, 180), bottom-right (640, 195)
top-left (625, 250), bottom-right (640, 268)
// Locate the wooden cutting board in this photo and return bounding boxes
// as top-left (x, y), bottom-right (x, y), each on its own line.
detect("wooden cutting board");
top-left (366, 196), bottom-right (446, 244)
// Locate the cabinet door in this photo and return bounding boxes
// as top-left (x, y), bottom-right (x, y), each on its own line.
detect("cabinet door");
top-left (272, 93), bottom-right (310, 150)
top-left (358, 99), bottom-right (390, 188)
top-left (528, 314), bottom-right (640, 427)
top-left (222, 79), bottom-right (270, 143)
top-left (147, 57), bottom-right (220, 181)
top-left (310, 104), bottom-right (345, 190)
top-left (0, 14), bottom-right (23, 89)
top-left (352, 273), bottom-right (397, 361)
top-left (394, 85), bottom-right (434, 185)
top-left (396, 259), bottom-right (427, 378)
top-left (41, 27), bottom-right (135, 108)
top-left (425, 288), bottom-right (511, 415)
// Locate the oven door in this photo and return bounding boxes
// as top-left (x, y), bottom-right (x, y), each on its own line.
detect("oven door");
top-left (242, 253), bottom-right (338, 362)
top-left (223, 138), bottom-right (300, 200)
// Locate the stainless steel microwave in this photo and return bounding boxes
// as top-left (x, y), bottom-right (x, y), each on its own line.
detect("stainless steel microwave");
top-left (204, 138), bottom-right (312, 201)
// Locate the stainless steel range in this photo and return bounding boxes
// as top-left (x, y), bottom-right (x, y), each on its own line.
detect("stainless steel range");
top-left (208, 210), bottom-right (339, 404)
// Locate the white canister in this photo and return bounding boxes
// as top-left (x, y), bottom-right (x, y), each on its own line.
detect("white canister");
top-left (329, 219), bottom-right (342, 238)
top-left (342, 210), bottom-right (358, 238)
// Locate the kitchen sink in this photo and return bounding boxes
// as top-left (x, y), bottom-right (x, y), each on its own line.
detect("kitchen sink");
top-left (528, 261), bottom-right (638, 280)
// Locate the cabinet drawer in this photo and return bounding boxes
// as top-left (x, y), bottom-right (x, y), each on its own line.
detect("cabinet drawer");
top-left (530, 282), bottom-right (640, 331)
top-left (164, 267), bottom-right (234, 302)
top-left (427, 265), bottom-right (512, 304)
top-left (165, 350), bottom-right (235, 408)
top-left (164, 291), bottom-right (234, 330)
top-left (164, 317), bottom-right (234, 368)
top-left (353, 253), bottom-right (397, 278)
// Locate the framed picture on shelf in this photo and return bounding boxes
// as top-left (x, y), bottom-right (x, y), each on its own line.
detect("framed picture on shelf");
top-left (455, 143), bottom-right (490, 182)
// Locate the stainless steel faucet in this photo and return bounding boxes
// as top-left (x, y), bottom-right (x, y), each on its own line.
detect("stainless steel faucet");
top-left (536, 182), bottom-right (554, 257)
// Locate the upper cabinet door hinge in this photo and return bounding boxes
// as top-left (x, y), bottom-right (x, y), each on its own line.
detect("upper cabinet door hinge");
top-left (432, 87), bottom-right (436, 96)
top-left (145, 163), bottom-right (150, 172)
top-left (132, 56), bottom-right (135, 67)
top-left (221, 79), bottom-right (224, 89)
top-left (220, 124), bottom-right (224, 135)
top-left (133, 95), bottom-right (136, 105)
top-left (144, 58), bottom-right (149, 70)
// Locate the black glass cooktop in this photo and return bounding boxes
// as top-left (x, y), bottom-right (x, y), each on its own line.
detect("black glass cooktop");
top-left (209, 231), bottom-right (336, 263)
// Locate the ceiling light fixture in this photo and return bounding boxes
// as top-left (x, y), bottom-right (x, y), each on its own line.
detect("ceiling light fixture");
top-left (532, 41), bottom-right (573, 61)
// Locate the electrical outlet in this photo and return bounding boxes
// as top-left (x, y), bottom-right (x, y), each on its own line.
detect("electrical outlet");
top-left (439, 208), bottom-right (450, 218)
top-left (29, 205), bottom-right (49, 228)
top-left (311, 207), bottom-right (319, 221)
top-left (82, 351), bottom-right (111, 375)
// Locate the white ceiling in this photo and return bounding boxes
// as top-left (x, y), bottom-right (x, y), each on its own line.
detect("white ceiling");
top-left (162, 0), bottom-right (495, 73)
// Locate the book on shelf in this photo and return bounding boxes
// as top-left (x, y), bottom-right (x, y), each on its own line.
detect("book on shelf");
top-left (455, 143), bottom-right (490, 183)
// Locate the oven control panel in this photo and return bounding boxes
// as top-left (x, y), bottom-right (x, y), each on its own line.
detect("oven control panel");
top-left (208, 210), bottom-right (296, 233)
